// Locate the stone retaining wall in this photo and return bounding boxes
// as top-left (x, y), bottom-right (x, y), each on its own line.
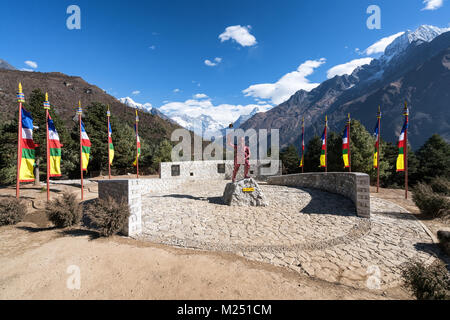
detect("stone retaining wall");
top-left (267, 173), bottom-right (371, 218)
top-left (98, 178), bottom-right (188, 236)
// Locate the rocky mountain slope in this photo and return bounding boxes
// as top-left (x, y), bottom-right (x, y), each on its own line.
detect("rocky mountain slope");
top-left (242, 26), bottom-right (450, 149)
top-left (0, 69), bottom-right (182, 143)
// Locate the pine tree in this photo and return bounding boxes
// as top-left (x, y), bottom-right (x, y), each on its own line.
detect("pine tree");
top-left (303, 136), bottom-right (322, 173)
top-left (280, 144), bottom-right (301, 174)
top-left (381, 142), bottom-right (419, 188)
top-left (150, 139), bottom-right (173, 172)
top-left (347, 120), bottom-right (375, 174)
top-left (416, 134), bottom-right (450, 183)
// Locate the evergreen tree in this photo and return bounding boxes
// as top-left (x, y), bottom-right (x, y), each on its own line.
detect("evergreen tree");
top-left (347, 120), bottom-right (375, 174)
top-left (150, 139), bottom-right (173, 172)
top-left (280, 144), bottom-right (301, 174)
top-left (326, 131), bottom-right (343, 172)
top-left (0, 120), bottom-right (19, 185)
top-left (381, 142), bottom-right (419, 188)
top-left (303, 136), bottom-right (322, 173)
top-left (416, 134), bottom-right (450, 183)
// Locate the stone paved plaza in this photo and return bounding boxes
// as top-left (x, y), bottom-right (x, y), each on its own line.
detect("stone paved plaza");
top-left (137, 180), bottom-right (436, 290)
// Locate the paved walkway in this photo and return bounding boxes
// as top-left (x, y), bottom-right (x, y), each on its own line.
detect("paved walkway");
top-left (138, 180), bottom-right (436, 290)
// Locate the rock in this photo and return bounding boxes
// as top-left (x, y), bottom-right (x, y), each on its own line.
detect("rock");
top-left (437, 230), bottom-right (450, 256)
top-left (222, 178), bottom-right (268, 207)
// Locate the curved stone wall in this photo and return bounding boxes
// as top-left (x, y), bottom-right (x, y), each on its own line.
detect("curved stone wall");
top-left (267, 173), bottom-right (371, 218)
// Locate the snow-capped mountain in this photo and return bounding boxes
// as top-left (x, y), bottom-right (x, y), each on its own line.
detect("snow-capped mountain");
top-left (336, 25), bottom-right (450, 90)
top-left (384, 25), bottom-right (450, 59)
top-left (232, 107), bottom-right (260, 128)
top-left (163, 105), bottom-right (269, 137)
top-left (170, 113), bottom-right (226, 138)
top-left (241, 24), bottom-right (450, 149)
top-left (118, 97), bottom-right (177, 124)
top-left (118, 97), bottom-right (153, 113)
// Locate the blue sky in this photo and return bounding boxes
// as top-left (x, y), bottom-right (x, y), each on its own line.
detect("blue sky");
top-left (1, 0), bottom-right (449, 124)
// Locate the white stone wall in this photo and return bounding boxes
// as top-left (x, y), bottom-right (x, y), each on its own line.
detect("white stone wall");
top-left (159, 160), bottom-right (282, 181)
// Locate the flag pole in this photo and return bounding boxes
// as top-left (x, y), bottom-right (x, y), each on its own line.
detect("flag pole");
top-left (107, 105), bottom-right (111, 180)
top-left (77, 101), bottom-right (84, 200)
top-left (44, 93), bottom-right (51, 201)
top-left (377, 106), bottom-right (381, 193)
top-left (301, 117), bottom-right (304, 174)
top-left (404, 102), bottom-right (409, 199)
top-left (325, 115), bottom-right (328, 173)
top-left (348, 113), bottom-right (352, 173)
top-left (16, 83), bottom-right (25, 199)
top-left (135, 109), bottom-right (140, 179)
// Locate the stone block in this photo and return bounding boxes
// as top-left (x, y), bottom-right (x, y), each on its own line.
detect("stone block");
top-left (223, 178), bottom-right (268, 207)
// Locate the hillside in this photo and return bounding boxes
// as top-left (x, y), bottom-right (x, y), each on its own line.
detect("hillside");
top-left (0, 69), bottom-right (182, 143)
top-left (242, 27), bottom-right (450, 150)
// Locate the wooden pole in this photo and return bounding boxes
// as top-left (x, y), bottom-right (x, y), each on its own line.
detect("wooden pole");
top-left (77, 101), bottom-right (84, 201)
top-left (107, 106), bottom-right (111, 180)
top-left (136, 109), bottom-right (140, 179)
top-left (348, 114), bottom-right (352, 173)
top-left (377, 106), bottom-right (381, 193)
top-left (301, 117), bottom-right (304, 174)
top-left (325, 115), bottom-right (328, 173)
top-left (45, 93), bottom-right (50, 201)
top-left (404, 102), bottom-right (409, 200)
top-left (16, 83), bottom-right (24, 199)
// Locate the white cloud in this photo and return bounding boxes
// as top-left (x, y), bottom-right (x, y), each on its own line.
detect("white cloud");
top-left (159, 98), bottom-right (272, 127)
top-left (132, 90), bottom-right (141, 95)
top-left (194, 93), bottom-right (208, 99)
top-left (173, 88), bottom-right (181, 93)
top-left (149, 45), bottom-right (156, 50)
top-left (24, 60), bottom-right (37, 69)
top-left (364, 32), bottom-right (405, 55)
top-left (326, 58), bottom-right (373, 79)
top-left (204, 57), bottom-right (223, 67)
top-left (20, 68), bottom-right (34, 72)
top-left (242, 58), bottom-right (326, 105)
top-left (219, 25), bottom-right (257, 47)
top-left (422, 0), bottom-right (443, 10)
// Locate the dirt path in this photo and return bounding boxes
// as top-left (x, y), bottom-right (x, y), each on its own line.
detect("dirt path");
top-left (0, 223), bottom-right (411, 300)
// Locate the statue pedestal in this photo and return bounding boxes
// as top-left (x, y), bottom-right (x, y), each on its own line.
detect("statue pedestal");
top-left (223, 178), bottom-right (268, 207)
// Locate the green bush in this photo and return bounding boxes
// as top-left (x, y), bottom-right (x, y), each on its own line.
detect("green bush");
top-left (430, 177), bottom-right (450, 196)
top-left (46, 192), bottom-right (83, 228)
top-left (402, 261), bottom-right (450, 300)
top-left (412, 182), bottom-right (450, 218)
top-left (85, 197), bottom-right (129, 237)
top-left (0, 197), bottom-right (27, 226)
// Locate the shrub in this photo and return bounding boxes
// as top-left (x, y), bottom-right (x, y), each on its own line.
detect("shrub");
top-left (430, 177), bottom-right (450, 196)
top-left (412, 182), bottom-right (450, 218)
top-left (85, 197), bottom-right (129, 237)
top-left (0, 197), bottom-right (27, 226)
top-left (46, 192), bottom-right (82, 228)
top-left (402, 261), bottom-right (450, 300)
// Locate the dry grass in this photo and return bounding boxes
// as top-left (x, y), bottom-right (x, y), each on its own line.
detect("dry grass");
top-left (0, 197), bottom-right (27, 226)
top-left (46, 192), bottom-right (83, 228)
top-left (85, 196), bottom-right (130, 237)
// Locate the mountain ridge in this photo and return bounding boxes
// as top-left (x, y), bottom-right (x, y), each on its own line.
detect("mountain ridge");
top-left (241, 25), bottom-right (450, 149)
